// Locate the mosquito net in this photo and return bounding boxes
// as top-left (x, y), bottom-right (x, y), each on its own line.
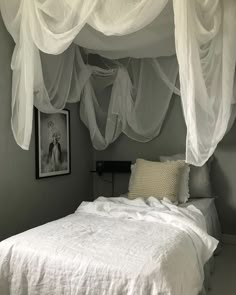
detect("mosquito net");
top-left (1, 0), bottom-right (236, 166)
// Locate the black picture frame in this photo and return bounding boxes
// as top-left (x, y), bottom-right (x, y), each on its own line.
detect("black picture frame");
top-left (35, 109), bottom-right (71, 179)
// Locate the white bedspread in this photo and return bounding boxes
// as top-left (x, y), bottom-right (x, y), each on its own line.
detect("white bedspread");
top-left (0, 197), bottom-right (218, 295)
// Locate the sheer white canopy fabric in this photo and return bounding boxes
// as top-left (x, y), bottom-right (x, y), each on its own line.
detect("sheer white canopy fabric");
top-left (1, 0), bottom-right (236, 166)
top-left (173, 0), bottom-right (236, 165)
top-left (73, 1), bottom-right (175, 59)
top-left (0, 0), bottom-right (172, 150)
top-left (39, 45), bottom-right (178, 150)
top-left (80, 56), bottom-right (179, 150)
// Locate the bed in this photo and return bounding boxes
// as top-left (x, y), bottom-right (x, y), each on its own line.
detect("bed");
top-left (180, 198), bottom-right (221, 240)
top-left (0, 196), bottom-right (219, 295)
top-left (180, 198), bottom-right (222, 294)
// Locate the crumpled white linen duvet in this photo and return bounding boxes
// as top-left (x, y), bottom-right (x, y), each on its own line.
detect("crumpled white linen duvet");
top-left (0, 197), bottom-right (218, 295)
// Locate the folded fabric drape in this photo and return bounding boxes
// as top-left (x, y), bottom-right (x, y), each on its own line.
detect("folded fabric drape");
top-left (39, 45), bottom-right (179, 150)
top-left (173, 0), bottom-right (236, 165)
top-left (80, 55), bottom-right (179, 150)
top-left (73, 1), bottom-right (175, 59)
top-left (1, 0), bottom-right (236, 166)
top-left (0, 0), bottom-right (172, 149)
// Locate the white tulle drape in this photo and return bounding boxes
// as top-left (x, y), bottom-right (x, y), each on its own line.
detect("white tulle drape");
top-left (73, 1), bottom-right (175, 59)
top-left (1, 0), bottom-right (236, 166)
top-left (38, 45), bottom-right (178, 150)
top-left (173, 0), bottom-right (236, 165)
top-left (81, 56), bottom-right (179, 150)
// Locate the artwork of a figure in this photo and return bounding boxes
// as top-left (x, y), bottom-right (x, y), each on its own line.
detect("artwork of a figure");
top-left (48, 132), bottom-right (62, 171)
top-left (36, 110), bottom-right (70, 178)
top-left (47, 120), bottom-right (62, 171)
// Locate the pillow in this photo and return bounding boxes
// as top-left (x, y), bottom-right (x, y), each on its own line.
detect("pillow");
top-left (159, 154), bottom-right (190, 203)
top-left (129, 162), bottom-right (190, 203)
top-left (160, 154), bottom-right (213, 198)
top-left (189, 165), bottom-right (212, 198)
top-left (128, 159), bottom-right (185, 202)
top-left (128, 164), bottom-right (136, 189)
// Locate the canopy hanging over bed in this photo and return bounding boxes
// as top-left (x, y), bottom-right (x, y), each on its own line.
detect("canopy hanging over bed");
top-left (1, 0), bottom-right (236, 166)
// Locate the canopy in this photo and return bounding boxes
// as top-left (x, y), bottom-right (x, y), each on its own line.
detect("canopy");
top-left (1, 0), bottom-right (236, 166)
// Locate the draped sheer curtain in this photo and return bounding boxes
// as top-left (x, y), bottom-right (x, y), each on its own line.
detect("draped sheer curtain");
top-left (173, 0), bottom-right (236, 165)
top-left (1, 0), bottom-right (236, 166)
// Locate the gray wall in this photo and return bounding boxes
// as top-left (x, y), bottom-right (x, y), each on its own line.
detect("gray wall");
top-left (0, 16), bottom-right (93, 241)
top-left (94, 96), bottom-right (236, 235)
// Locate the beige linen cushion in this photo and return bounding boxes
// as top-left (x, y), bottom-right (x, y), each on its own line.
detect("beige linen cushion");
top-left (128, 159), bottom-right (185, 202)
top-left (160, 153), bottom-right (213, 198)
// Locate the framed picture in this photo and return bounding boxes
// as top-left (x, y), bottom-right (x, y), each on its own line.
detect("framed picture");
top-left (35, 109), bottom-right (71, 179)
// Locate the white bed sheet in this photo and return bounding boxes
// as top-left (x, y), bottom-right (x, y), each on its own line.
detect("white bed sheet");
top-left (179, 198), bottom-right (222, 294)
top-left (0, 197), bottom-right (218, 295)
top-left (180, 198), bottom-right (221, 240)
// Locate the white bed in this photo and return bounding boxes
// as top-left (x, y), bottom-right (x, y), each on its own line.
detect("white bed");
top-left (180, 198), bottom-right (222, 294)
top-left (180, 198), bottom-right (221, 240)
top-left (0, 196), bottom-right (219, 295)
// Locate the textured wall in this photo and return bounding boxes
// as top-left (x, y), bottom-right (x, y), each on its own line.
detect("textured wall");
top-left (0, 16), bottom-right (93, 241)
top-left (94, 96), bottom-right (236, 235)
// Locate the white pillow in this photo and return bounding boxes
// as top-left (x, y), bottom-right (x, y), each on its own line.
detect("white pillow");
top-left (177, 164), bottom-right (190, 203)
top-left (128, 159), bottom-right (185, 202)
top-left (160, 154), bottom-right (213, 198)
top-left (128, 163), bottom-right (136, 189)
top-left (189, 165), bottom-right (212, 198)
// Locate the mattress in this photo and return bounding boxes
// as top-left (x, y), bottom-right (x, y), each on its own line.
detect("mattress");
top-left (180, 198), bottom-right (221, 240)
top-left (180, 198), bottom-right (222, 294)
